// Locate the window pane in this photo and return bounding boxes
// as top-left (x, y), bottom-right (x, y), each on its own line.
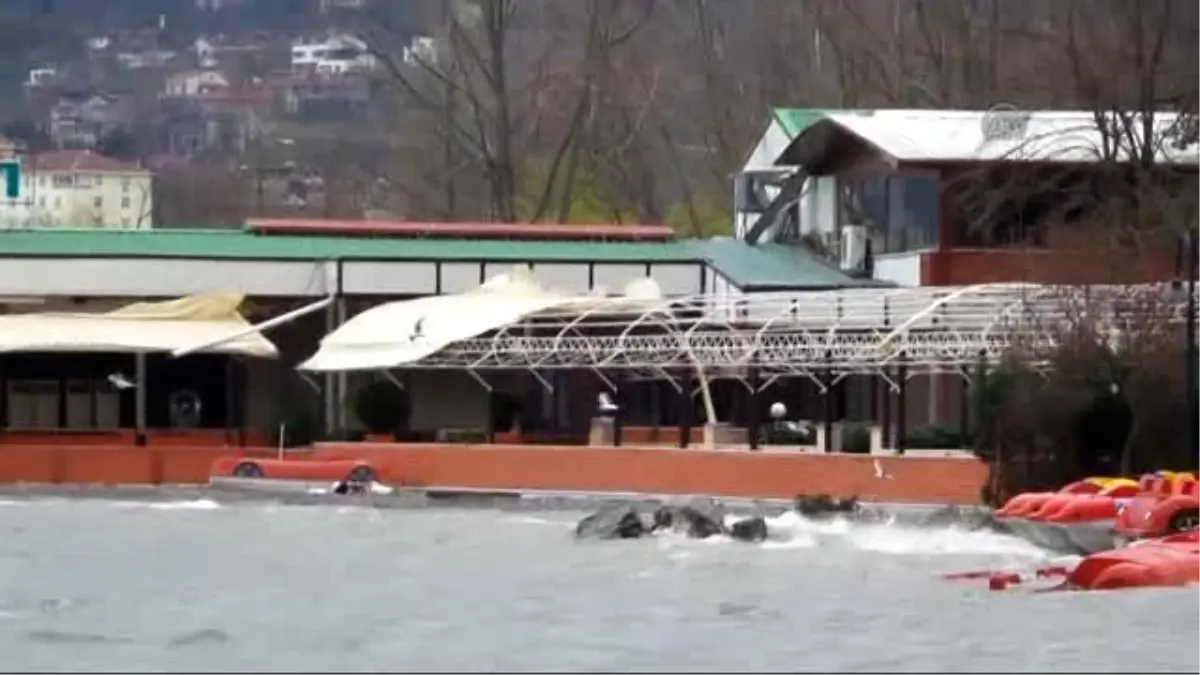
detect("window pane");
top-left (887, 176), bottom-right (940, 252)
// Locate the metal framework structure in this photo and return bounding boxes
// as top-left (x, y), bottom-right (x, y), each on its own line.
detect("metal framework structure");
top-left (412, 283), bottom-right (1196, 380)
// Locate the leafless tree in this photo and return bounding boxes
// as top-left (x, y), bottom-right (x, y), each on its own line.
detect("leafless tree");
top-left (356, 0), bottom-right (655, 223)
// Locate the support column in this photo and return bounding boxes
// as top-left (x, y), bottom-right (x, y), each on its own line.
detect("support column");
top-left (880, 372), bottom-right (891, 452)
top-left (335, 296), bottom-right (348, 432)
top-left (612, 374), bottom-right (624, 447)
top-left (224, 357), bottom-right (235, 446)
top-left (485, 390), bottom-right (498, 444)
top-left (322, 300), bottom-right (336, 439)
top-left (0, 355), bottom-right (7, 434)
top-left (895, 353), bottom-right (908, 456)
top-left (958, 373), bottom-right (970, 447)
top-left (134, 352), bottom-right (147, 447)
top-left (747, 361), bottom-right (761, 451)
top-left (677, 368), bottom-right (692, 449)
top-left (822, 350), bottom-right (834, 453)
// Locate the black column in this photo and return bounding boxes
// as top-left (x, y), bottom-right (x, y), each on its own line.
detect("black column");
top-left (895, 353), bottom-right (908, 455)
top-left (224, 357), bottom-right (236, 446)
top-left (0, 355), bottom-right (8, 435)
top-left (822, 350), bottom-right (834, 453)
top-left (485, 390), bottom-right (497, 444)
top-left (958, 374), bottom-right (971, 446)
top-left (747, 361), bottom-right (761, 451)
top-left (1184, 232), bottom-right (1198, 465)
top-left (611, 373), bottom-right (624, 447)
top-left (677, 368), bottom-right (692, 449)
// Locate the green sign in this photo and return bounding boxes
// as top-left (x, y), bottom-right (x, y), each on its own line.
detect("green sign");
top-left (0, 161), bottom-right (18, 199)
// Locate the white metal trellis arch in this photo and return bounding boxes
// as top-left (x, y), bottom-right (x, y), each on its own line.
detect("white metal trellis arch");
top-left (404, 282), bottom-right (1195, 375)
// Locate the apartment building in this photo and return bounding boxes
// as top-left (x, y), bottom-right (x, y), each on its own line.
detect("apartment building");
top-left (0, 151), bottom-right (153, 229)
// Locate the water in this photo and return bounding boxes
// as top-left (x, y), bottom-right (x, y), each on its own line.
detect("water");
top-left (0, 494), bottom-right (1196, 673)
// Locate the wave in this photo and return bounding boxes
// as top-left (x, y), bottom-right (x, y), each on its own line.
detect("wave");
top-left (631, 510), bottom-right (1048, 559)
top-left (111, 498), bottom-right (224, 511)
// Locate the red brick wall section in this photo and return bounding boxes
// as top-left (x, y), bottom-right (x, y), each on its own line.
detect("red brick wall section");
top-left (315, 443), bottom-right (988, 505)
top-left (0, 442), bottom-right (989, 505)
top-left (0, 445), bottom-right (248, 485)
top-left (924, 249), bottom-right (1176, 286)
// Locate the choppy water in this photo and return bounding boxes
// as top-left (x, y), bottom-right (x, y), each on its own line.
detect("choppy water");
top-left (0, 493), bottom-right (1196, 673)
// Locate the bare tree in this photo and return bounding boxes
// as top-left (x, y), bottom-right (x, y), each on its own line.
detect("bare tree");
top-left (356, 0), bottom-right (655, 224)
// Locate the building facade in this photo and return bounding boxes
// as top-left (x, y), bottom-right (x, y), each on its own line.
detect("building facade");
top-left (290, 34), bottom-right (376, 75)
top-left (0, 151), bottom-right (154, 229)
top-left (736, 108), bottom-right (1197, 288)
top-left (0, 221), bottom-right (868, 442)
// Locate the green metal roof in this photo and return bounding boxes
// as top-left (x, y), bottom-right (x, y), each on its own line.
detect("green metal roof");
top-left (772, 108), bottom-right (829, 137)
top-left (0, 228), bottom-right (696, 262)
top-left (0, 228), bottom-right (873, 290)
top-left (697, 239), bottom-right (878, 290)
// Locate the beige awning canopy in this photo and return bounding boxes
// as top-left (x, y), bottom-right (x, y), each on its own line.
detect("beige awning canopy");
top-left (0, 293), bottom-right (278, 358)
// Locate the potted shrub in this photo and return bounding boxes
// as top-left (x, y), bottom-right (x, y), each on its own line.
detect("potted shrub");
top-left (353, 380), bottom-right (412, 441)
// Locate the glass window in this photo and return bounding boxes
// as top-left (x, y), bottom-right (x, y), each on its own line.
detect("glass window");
top-left (884, 176), bottom-right (940, 253)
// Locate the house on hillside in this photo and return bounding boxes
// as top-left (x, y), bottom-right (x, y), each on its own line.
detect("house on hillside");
top-left (277, 73), bottom-right (371, 121)
top-left (46, 93), bottom-right (132, 150)
top-left (289, 33), bottom-right (376, 75)
top-left (157, 93), bottom-right (265, 157)
top-left (0, 150), bottom-right (153, 229)
top-left (164, 70), bottom-right (231, 98)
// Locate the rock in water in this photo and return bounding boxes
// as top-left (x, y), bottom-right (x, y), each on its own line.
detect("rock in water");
top-left (728, 516), bottom-right (768, 542)
top-left (649, 503), bottom-right (727, 539)
top-left (575, 505), bottom-right (649, 540)
top-left (793, 493), bottom-right (860, 518)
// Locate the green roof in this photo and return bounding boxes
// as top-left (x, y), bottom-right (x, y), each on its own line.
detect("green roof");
top-left (0, 228), bottom-right (695, 262)
top-left (772, 108), bottom-right (828, 137)
top-left (771, 107), bottom-right (875, 138)
top-left (0, 228), bottom-right (873, 290)
top-left (697, 239), bottom-right (877, 290)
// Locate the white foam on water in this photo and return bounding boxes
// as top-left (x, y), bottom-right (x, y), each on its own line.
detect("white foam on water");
top-left (0, 499), bottom-right (22, 507)
top-left (761, 510), bottom-right (1046, 558)
top-left (760, 535), bottom-right (817, 551)
top-left (112, 499), bottom-right (224, 511)
top-left (504, 515), bottom-right (575, 528)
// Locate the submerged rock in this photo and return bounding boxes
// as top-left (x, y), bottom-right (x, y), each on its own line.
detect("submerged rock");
top-left (793, 493), bottom-right (860, 518)
top-left (574, 505), bottom-right (650, 540)
top-left (574, 500), bottom-right (768, 543)
top-left (728, 516), bottom-right (769, 542)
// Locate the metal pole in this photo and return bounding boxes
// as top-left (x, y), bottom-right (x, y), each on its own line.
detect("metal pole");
top-left (135, 352), bottom-right (147, 447)
top-left (1185, 231), bottom-right (1198, 464)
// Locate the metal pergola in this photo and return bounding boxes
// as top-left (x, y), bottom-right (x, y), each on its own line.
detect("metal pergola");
top-left (410, 282), bottom-right (1194, 381)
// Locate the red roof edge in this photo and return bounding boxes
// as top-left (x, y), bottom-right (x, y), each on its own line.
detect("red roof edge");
top-left (244, 218), bottom-right (676, 242)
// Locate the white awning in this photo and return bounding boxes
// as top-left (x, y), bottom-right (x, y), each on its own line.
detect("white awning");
top-left (299, 265), bottom-right (663, 372)
top-left (0, 293), bottom-right (278, 358)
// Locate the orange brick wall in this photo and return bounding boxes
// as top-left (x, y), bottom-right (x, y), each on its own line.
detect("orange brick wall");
top-left (315, 443), bottom-right (988, 505)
